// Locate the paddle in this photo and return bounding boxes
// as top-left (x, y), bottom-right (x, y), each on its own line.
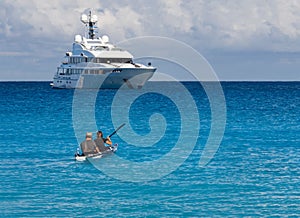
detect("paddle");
top-left (108, 123), bottom-right (126, 138)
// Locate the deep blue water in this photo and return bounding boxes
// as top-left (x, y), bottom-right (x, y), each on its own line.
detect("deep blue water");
top-left (0, 81), bottom-right (299, 217)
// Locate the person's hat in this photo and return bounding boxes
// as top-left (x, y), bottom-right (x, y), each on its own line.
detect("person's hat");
top-left (86, 132), bottom-right (92, 138)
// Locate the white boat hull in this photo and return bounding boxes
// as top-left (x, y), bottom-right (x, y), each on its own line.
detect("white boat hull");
top-left (75, 144), bottom-right (118, 161)
top-left (52, 68), bottom-right (155, 89)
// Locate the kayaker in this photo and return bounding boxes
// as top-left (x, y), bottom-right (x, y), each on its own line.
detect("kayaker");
top-left (80, 132), bottom-right (100, 156)
top-left (94, 130), bottom-right (112, 152)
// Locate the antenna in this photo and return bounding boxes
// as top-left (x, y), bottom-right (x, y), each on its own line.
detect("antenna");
top-left (91, 15), bottom-right (98, 23)
top-left (102, 35), bottom-right (109, 43)
top-left (81, 14), bottom-right (88, 24)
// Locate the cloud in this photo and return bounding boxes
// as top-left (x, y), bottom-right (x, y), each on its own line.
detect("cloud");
top-left (1, 0), bottom-right (300, 80)
top-left (0, 51), bottom-right (30, 56)
top-left (181, 0), bottom-right (300, 51)
top-left (2, 0), bottom-right (300, 51)
top-left (1, 0), bottom-right (84, 40)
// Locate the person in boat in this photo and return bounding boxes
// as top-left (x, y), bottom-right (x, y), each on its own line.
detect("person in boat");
top-left (94, 130), bottom-right (113, 152)
top-left (80, 132), bottom-right (100, 156)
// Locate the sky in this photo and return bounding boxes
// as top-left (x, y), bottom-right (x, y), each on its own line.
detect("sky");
top-left (0, 0), bottom-right (300, 81)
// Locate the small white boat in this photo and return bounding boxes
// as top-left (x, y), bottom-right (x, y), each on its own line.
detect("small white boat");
top-left (75, 144), bottom-right (118, 161)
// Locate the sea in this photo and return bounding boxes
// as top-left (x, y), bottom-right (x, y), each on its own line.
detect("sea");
top-left (0, 81), bottom-right (299, 217)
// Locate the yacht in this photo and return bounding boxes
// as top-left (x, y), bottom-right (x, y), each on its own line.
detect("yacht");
top-left (51, 11), bottom-right (156, 89)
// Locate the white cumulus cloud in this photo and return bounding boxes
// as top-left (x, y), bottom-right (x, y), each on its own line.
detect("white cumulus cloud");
top-left (1, 0), bottom-right (300, 80)
top-left (1, 0), bottom-right (300, 51)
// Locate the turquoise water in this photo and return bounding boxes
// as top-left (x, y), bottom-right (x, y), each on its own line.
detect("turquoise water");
top-left (0, 82), bottom-right (299, 217)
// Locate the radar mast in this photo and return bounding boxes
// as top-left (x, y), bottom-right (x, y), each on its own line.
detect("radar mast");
top-left (81, 11), bottom-right (98, 39)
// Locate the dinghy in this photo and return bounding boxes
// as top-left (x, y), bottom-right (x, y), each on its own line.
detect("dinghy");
top-left (75, 144), bottom-right (118, 161)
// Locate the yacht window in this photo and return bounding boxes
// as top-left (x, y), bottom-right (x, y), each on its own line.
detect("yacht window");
top-left (111, 47), bottom-right (123, 51)
top-left (57, 68), bottom-right (64, 75)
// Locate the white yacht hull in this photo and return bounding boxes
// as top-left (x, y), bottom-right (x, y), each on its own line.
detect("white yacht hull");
top-left (52, 68), bottom-right (155, 89)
